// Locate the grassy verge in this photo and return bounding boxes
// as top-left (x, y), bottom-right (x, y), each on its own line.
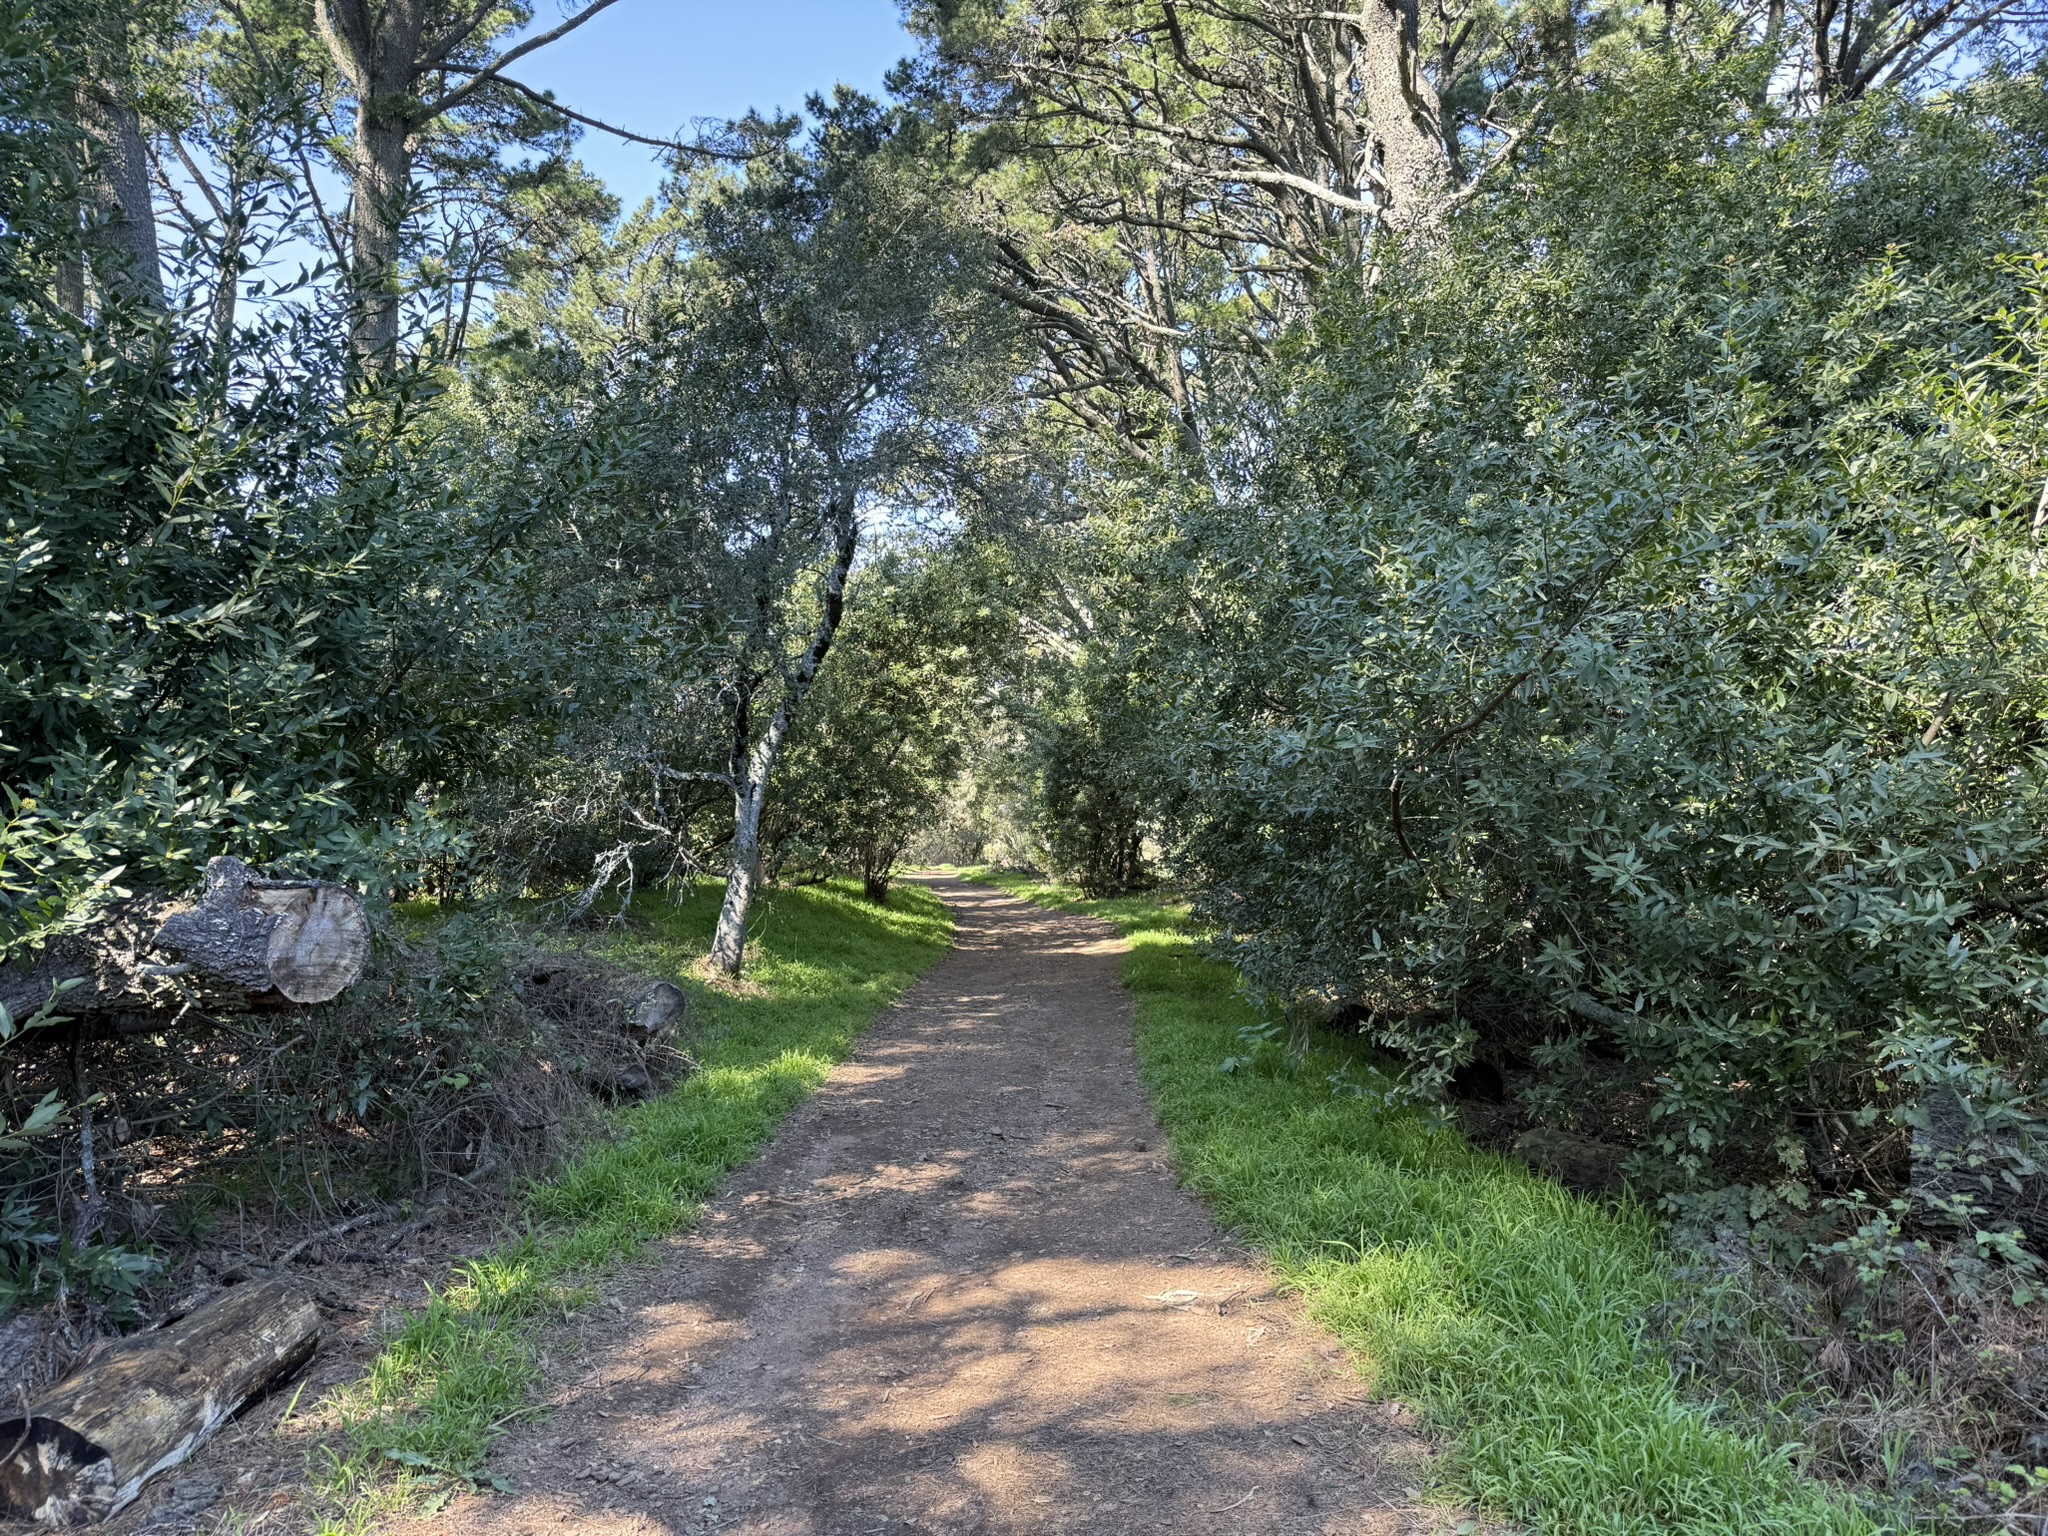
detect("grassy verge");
top-left (316, 878), bottom-right (951, 1530)
top-left (969, 871), bottom-right (1887, 1536)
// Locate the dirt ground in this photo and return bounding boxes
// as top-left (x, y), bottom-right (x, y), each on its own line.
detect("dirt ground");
top-left (413, 878), bottom-right (1448, 1536)
top-left (18, 877), bottom-right (1459, 1536)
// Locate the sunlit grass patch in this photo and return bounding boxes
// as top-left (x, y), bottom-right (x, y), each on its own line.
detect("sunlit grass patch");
top-left (314, 877), bottom-right (951, 1526)
top-left (969, 869), bottom-right (1884, 1536)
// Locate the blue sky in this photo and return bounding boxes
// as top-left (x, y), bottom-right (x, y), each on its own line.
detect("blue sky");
top-left (513, 1), bottom-right (919, 211)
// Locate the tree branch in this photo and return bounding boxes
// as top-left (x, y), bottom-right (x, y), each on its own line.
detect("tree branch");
top-left (419, 0), bottom-right (510, 73)
top-left (419, 0), bottom-right (629, 118)
top-left (488, 74), bottom-right (754, 157)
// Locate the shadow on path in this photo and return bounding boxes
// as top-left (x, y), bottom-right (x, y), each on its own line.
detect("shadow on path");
top-left (423, 878), bottom-right (1446, 1536)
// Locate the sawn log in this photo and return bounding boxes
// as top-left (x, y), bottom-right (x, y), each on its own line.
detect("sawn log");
top-left (0, 856), bottom-right (370, 1024)
top-left (0, 1278), bottom-right (321, 1525)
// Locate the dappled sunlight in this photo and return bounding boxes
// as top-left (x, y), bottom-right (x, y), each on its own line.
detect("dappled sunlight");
top-left (791, 1249), bottom-right (1327, 1441)
top-left (427, 877), bottom-right (1441, 1536)
top-left (301, 880), bottom-right (957, 1528)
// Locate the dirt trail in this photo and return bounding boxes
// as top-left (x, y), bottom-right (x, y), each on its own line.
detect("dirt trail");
top-left (427, 878), bottom-right (1443, 1536)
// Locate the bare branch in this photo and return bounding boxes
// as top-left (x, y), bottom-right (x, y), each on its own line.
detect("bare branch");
top-left (164, 130), bottom-right (231, 227)
top-left (488, 75), bottom-right (755, 158)
top-left (419, 0), bottom-right (629, 118)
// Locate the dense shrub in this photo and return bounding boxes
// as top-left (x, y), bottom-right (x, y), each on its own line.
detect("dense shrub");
top-left (1111, 60), bottom-right (2048, 1253)
top-left (1036, 702), bottom-right (1154, 896)
top-left (0, 0), bottom-right (611, 1309)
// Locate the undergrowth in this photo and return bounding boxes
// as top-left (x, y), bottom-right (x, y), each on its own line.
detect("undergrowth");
top-left (314, 878), bottom-right (951, 1529)
top-left (970, 870), bottom-right (1890, 1536)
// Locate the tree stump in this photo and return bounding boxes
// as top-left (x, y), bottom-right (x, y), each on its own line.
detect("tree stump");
top-left (0, 1279), bottom-right (321, 1525)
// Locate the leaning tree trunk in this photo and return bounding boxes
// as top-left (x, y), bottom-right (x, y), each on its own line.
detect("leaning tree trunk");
top-left (0, 857), bottom-right (370, 1026)
top-left (0, 1279), bottom-right (319, 1525)
top-left (709, 501), bottom-right (860, 978)
top-left (708, 761), bottom-right (773, 978)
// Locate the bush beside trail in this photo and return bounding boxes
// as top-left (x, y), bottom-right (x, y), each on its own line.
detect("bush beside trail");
top-left (1030, 60), bottom-right (2048, 1281)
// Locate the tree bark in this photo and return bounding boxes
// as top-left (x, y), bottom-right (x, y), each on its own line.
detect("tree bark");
top-left (0, 857), bottom-right (370, 1026)
top-left (315, 0), bottom-right (426, 371)
top-left (76, 86), bottom-right (163, 310)
top-left (1349, 0), bottom-right (1453, 232)
top-left (0, 1279), bottom-right (320, 1525)
top-left (709, 770), bottom-right (770, 978)
top-left (709, 501), bottom-right (861, 977)
top-left (306, 0), bottom-right (626, 371)
top-left (1910, 1086), bottom-right (2048, 1249)
top-left (348, 112), bottom-right (413, 367)
top-left (53, 256), bottom-right (85, 318)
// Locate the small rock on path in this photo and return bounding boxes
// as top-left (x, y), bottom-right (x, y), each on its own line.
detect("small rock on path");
top-left (422, 877), bottom-right (1446, 1536)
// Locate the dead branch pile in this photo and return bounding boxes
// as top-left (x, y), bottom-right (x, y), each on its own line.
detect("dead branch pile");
top-left (0, 923), bottom-right (695, 1370)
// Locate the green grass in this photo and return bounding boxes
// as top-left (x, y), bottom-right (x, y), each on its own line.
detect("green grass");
top-left (316, 878), bottom-right (951, 1528)
top-left (970, 871), bottom-right (1889, 1536)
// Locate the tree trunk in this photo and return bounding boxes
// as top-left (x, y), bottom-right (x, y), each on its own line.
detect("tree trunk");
top-left (709, 501), bottom-right (861, 977)
top-left (1910, 1087), bottom-right (2048, 1249)
top-left (53, 257), bottom-right (84, 317)
top-left (708, 768), bottom-right (770, 977)
top-left (1351, 0), bottom-right (1452, 232)
top-left (0, 1279), bottom-right (320, 1525)
top-left (314, 0), bottom-right (425, 372)
top-left (76, 87), bottom-right (163, 310)
top-left (0, 857), bottom-right (370, 1025)
top-left (349, 113), bottom-right (411, 368)
top-left (208, 193), bottom-right (247, 355)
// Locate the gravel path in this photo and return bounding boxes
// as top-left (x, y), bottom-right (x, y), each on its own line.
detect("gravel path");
top-left (424, 877), bottom-right (1444, 1536)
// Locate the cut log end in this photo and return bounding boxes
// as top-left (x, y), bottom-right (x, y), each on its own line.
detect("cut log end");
top-left (256, 883), bottom-right (372, 1004)
top-left (155, 857), bottom-right (371, 1006)
top-left (627, 981), bottom-right (688, 1041)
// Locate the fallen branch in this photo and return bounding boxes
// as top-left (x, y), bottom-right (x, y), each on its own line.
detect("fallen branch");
top-left (273, 1207), bottom-right (389, 1269)
top-left (1559, 991), bottom-right (1641, 1034)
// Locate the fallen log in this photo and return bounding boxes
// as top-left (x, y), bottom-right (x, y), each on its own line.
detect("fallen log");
top-left (1910, 1087), bottom-right (2048, 1250)
top-left (0, 857), bottom-right (369, 1024)
top-left (1513, 1127), bottom-right (1632, 1196)
top-left (0, 1278), bottom-right (320, 1525)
